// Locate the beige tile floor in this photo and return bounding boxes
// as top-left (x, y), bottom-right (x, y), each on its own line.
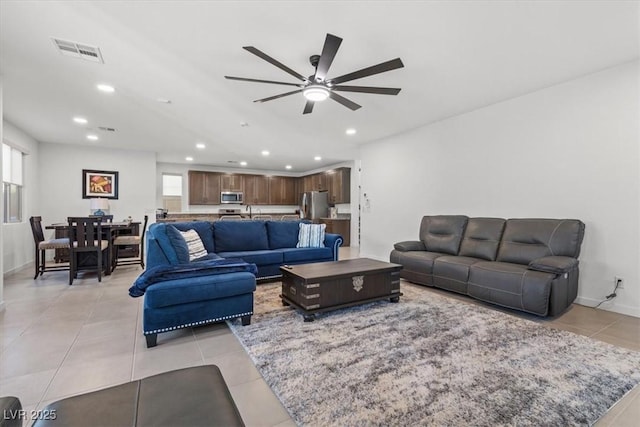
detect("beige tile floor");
top-left (0, 247), bottom-right (638, 426)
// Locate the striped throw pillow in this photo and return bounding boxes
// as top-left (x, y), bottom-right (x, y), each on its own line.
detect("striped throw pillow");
top-left (179, 229), bottom-right (208, 261)
top-left (296, 223), bottom-right (326, 248)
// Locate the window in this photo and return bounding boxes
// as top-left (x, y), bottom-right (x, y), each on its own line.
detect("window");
top-left (3, 143), bottom-right (23, 223)
top-left (162, 174), bottom-right (182, 212)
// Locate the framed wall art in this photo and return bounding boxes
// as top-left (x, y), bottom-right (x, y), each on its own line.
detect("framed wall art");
top-left (82, 169), bottom-right (119, 199)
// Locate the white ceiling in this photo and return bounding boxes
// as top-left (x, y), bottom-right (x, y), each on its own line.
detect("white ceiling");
top-left (1, 1), bottom-right (637, 173)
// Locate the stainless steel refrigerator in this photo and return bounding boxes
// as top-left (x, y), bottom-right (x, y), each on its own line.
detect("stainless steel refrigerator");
top-left (300, 191), bottom-right (329, 220)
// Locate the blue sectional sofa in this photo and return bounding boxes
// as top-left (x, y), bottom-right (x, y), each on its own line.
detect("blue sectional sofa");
top-left (135, 220), bottom-right (342, 347)
top-left (147, 220), bottom-right (343, 279)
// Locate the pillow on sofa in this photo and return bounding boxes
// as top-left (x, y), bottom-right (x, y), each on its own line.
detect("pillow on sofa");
top-left (166, 225), bottom-right (190, 264)
top-left (170, 221), bottom-right (215, 253)
top-left (297, 223), bottom-right (326, 248)
top-left (179, 229), bottom-right (208, 261)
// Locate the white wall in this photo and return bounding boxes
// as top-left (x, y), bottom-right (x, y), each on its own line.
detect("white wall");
top-left (38, 142), bottom-right (157, 232)
top-left (2, 120), bottom-right (40, 274)
top-left (359, 61), bottom-right (640, 317)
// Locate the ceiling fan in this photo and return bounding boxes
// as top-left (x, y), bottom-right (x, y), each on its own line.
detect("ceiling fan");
top-left (225, 33), bottom-right (404, 114)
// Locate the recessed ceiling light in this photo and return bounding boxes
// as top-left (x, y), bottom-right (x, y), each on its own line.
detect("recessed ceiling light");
top-left (96, 84), bottom-right (115, 93)
top-left (261, 150), bottom-right (270, 156)
top-left (285, 165), bottom-right (292, 170)
top-left (86, 134), bottom-right (98, 141)
top-left (156, 98), bottom-right (172, 104)
top-left (240, 161), bottom-right (248, 166)
top-left (73, 117), bottom-right (88, 124)
top-left (185, 156), bottom-right (194, 162)
top-left (346, 128), bottom-right (357, 135)
top-left (314, 156), bottom-right (322, 161)
top-left (196, 143), bottom-right (206, 149)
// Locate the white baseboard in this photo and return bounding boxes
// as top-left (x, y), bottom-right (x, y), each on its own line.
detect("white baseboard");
top-left (575, 296), bottom-right (640, 318)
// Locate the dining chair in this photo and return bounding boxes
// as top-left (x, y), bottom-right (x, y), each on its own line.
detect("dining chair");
top-left (67, 216), bottom-right (110, 285)
top-left (90, 214), bottom-right (114, 222)
top-left (29, 216), bottom-right (70, 279)
top-left (112, 215), bottom-right (148, 271)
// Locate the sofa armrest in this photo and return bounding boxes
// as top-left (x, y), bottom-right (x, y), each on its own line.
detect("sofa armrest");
top-left (324, 233), bottom-right (343, 261)
top-left (0, 396), bottom-right (22, 427)
top-left (393, 241), bottom-right (426, 252)
top-left (528, 256), bottom-right (578, 275)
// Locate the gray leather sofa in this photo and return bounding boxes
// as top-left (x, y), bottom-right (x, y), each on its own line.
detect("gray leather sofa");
top-left (390, 215), bottom-right (585, 316)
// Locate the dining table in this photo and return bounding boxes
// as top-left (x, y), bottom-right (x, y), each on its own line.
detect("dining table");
top-left (46, 221), bottom-right (141, 276)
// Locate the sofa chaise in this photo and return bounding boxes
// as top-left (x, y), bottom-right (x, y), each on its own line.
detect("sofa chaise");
top-left (390, 215), bottom-right (585, 316)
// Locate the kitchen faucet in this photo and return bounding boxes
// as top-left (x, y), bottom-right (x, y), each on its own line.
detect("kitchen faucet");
top-left (245, 204), bottom-right (252, 219)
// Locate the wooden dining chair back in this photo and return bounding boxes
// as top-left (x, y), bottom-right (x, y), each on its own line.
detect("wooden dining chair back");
top-left (112, 215), bottom-right (149, 271)
top-left (67, 216), bottom-right (110, 285)
top-left (29, 216), bottom-right (70, 279)
top-left (89, 215), bottom-right (114, 222)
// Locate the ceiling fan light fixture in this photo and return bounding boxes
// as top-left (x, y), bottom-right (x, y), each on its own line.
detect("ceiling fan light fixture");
top-left (303, 85), bottom-right (329, 102)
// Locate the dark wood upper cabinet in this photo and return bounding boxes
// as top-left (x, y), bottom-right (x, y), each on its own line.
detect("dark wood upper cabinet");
top-left (220, 174), bottom-right (244, 192)
top-left (300, 168), bottom-right (350, 204)
top-left (269, 176), bottom-right (297, 205)
top-left (188, 171), bottom-right (221, 205)
top-left (244, 175), bottom-right (270, 205)
top-left (188, 167), bottom-right (349, 206)
top-left (327, 168), bottom-right (351, 204)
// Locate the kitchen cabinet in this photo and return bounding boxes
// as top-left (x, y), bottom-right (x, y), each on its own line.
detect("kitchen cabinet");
top-left (269, 176), bottom-right (297, 205)
top-left (220, 174), bottom-right (244, 192)
top-left (188, 171), bottom-right (221, 205)
top-left (302, 173), bottom-right (327, 192)
top-left (244, 174), bottom-right (270, 205)
top-left (321, 218), bottom-right (350, 246)
top-left (327, 168), bottom-right (351, 204)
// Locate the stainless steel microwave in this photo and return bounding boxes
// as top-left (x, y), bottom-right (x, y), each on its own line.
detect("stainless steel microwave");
top-left (220, 191), bottom-right (243, 204)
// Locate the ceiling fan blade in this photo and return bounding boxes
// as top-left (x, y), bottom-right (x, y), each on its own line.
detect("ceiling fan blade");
top-left (328, 58), bottom-right (404, 85)
top-left (253, 89), bottom-right (302, 103)
top-left (303, 100), bottom-right (315, 115)
top-left (328, 91), bottom-right (361, 111)
top-left (243, 46), bottom-right (308, 82)
top-left (225, 76), bottom-right (303, 87)
top-left (314, 33), bottom-right (342, 82)
top-left (332, 85), bottom-right (401, 95)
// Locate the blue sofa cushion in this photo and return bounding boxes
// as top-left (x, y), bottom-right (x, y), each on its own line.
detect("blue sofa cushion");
top-left (216, 250), bottom-right (283, 266)
top-left (166, 225), bottom-right (190, 264)
top-left (266, 220), bottom-right (309, 249)
top-left (214, 220), bottom-right (269, 252)
top-left (279, 247), bottom-right (333, 263)
top-left (170, 221), bottom-right (215, 253)
top-left (150, 224), bottom-right (180, 265)
top-left (144, 271), bottom-right (257, 309)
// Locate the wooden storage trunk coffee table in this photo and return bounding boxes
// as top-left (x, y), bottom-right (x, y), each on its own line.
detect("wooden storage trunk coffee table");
top-left (280, 258), bottom-right (403, 321)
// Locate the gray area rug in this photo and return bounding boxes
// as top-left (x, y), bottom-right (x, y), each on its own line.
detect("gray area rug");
top-left (228, 282), bottom-right (640, 426)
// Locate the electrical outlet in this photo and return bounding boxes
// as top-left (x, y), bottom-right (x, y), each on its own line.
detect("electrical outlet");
top-left (615, 276), bottom-right (624, 289)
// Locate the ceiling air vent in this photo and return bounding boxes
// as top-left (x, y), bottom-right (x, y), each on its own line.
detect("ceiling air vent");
top-left (97, 127), bottom-right (116, 132)
top-left (51, 38), bottom-right (104, 63)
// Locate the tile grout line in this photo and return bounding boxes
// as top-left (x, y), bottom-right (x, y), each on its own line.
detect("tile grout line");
top-left (36, 286), bottom-right (104, 409)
